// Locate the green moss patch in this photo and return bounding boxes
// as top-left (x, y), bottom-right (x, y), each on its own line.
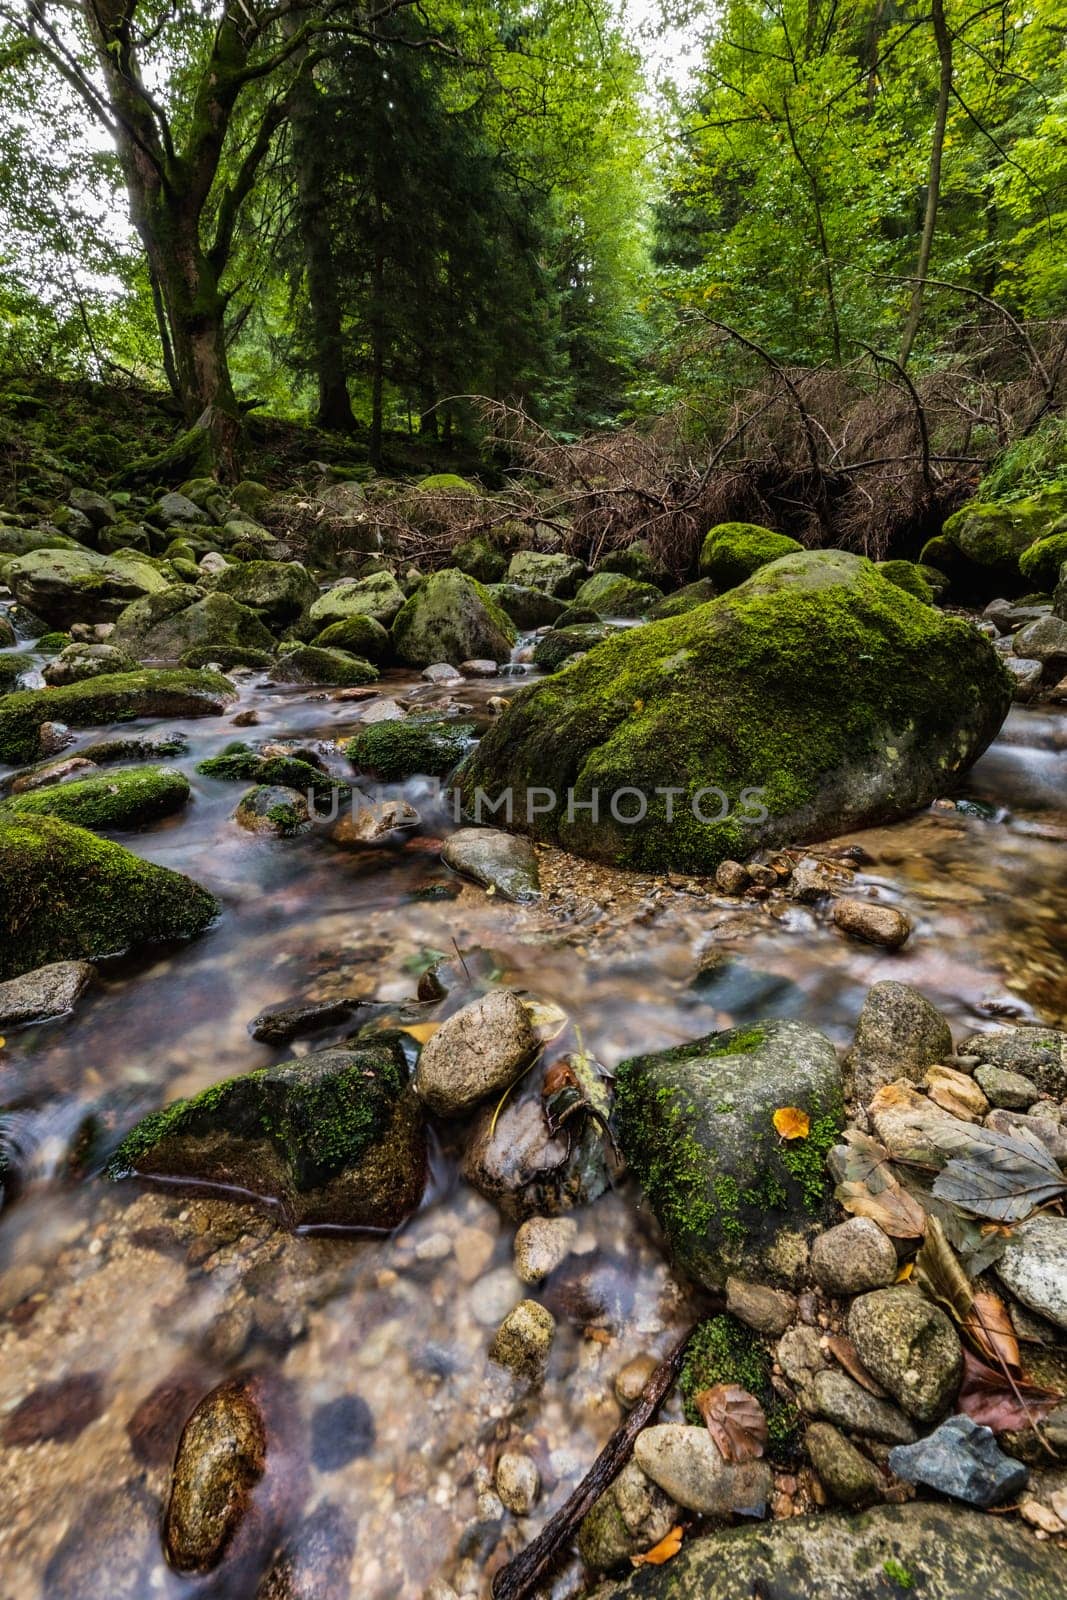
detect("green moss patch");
top-left (681, 1314), bottom-right (801, 1459)
top-left (346, 718), bottom-right (476, 780)
top-left (1019, 530), bottom-right (1067, 593)
top-left (699, 523), bottom-right (802, 588)
top-left (1, 765), bottom-right (190, 830)
top-left (0, 669), bottom-right (236, 764)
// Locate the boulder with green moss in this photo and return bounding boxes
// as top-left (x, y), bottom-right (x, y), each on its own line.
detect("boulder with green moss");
top-left (1019, 530), bottom-right (1067, 593)
top-left (307, 571), bottom-right (406, 629)
top-left (416, 473), bottom-right (482, 497)
top-left (599, 539), bottom-right (668, 587)
top-left (649, 578), bottom-right (717, 619)
top-left (6, 546), bottom-right (170, 626)
top-left (876, 559), bottom-right (938, 604)
top-left (487, 583), bottom-right (566, 630)
top-left (206, 560), bottom-right (317, 628)
top-left (452, 534), bottom-right (509, 584)
top-left (106, 1041), bottom-right (427, 1229)
top-left (0, 668), bottom-right (236, 764)
top-left (0, 613), bottom-right (15, 649)
top-left (923, 489), bottom-right (1067, 595)
top-left (699, 523), bottom-right (803, 587)
top-left (530, 622), bottom-right (614, 670)
top-left (346, 718), bottom-right (476, 779)
top-left (614, 1019), bottom-right (843, 1289)
top-left (109, 586), bottom-right (276, 661)
top-left (391, 568), bottom-right (516, 667)
top-left (464, 551), bottom-right (1011, 873)
top-left (571, 570), bottom-right (662, 618)
top-left (0, 653), bottom-right (32, 690)
top-left (235, 784), bottom-right (311, 836)
top-left (1, 765), bottom-right (190, 830)
top-left (198, 743), bottom-right (347, 804)
top-left (0, 812), bottom-right (218, 979)
top-left (310, 613), bottom-right (390, 661)
top-left (269, 645), bottom-right (378, 687)
top-left (0, 526), bottom-right (80, 559)
top-left (506, 551), bottom-right (585, 598)
top-left (42, 642), bottom-right (139, 686)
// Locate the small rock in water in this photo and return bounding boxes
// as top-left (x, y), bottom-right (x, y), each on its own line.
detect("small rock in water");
top-left (888, 1414), bottom-right (1028, 1507)
top-left (725, 1276), bottom-right (796, 1336)
top-left (357, 696), bottom-right (406, 724)
top-left (414, 988), bottom-right (536, 1116)
top-left (9, 755), bottom-right (97, 792)
top-left (0, 959), bottom-right (95, 1027)
top-left (38, 720), bottom-right (73, 755)
top-left (2, 1370), bottom-right (105, 1445)
top-left (833, 897), bottom-right (911, 949)
top-left (41, 1483), bottom-right (156, 1600)
top-left (248, 996), bottom-right (361, 1044)
top-left (164, 1377), bottom-right (270, 1573)
top-left (235, 785), bottom-right (310, 836)
top-left (333, 798), bottom-right (420, 844)
top-left (441, 827), bottom-right (541, 901)
top-left (789, 858), bottom-right (836, 902)
top-left (310, 1394), bottom-right (375, 1471)
top-left (805, 1422), bottom-right (884, 1505)
top-left (469, 1264), bottom-right (523, 1325)
top-left (488, 1298), bottom-right (556, 1381)
top-left (422, 662), bottom-right (463, 684)
top-left (614, 1352), bottom-right (659, 1409)
top-left (810, 1217), bottom-right (898, 1296)
top-left (847, 1289), bottom-right (962, 1421)
top-left (810, 1370), bottom-right (916, 1444)
top-left (514, 1215), bottom-right (578, 1284)
top-left (974, 1064), bottom-right (1039, 1109)
top-left (495, 1451), bottom-right (540, 1515)
top-left (995, 1216), bottom-right (1067, 1331)
top-left (633, 1424), bottom-right (773, 1516)
top-left (715, 859), bottom-right (750, 895)
top-left (461, 658), bottom-right (498, 676)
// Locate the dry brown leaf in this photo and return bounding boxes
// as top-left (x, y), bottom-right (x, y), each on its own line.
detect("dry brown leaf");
top-left (835, 1130), bottom-right (927, 1239)
top-left (825, 1335), bottom-right (888, 1397)
top-left (773, 1106), bottom-right (810, 1140)
top-left (967, 1291), bottom-right (1020, 1374)
top-left (694, 1383), bottom-right (768, 1462)
top-left (630, 1526), bottom-right (683, 1567)
top-left (956, 1348), bottom-right (1063, 1433)
top-left (1019, 1500), bottom-right (1065, 1535)
top-left (400, 1022), bottom-right (441, 1044)
top-left (915, 1218), bottom-right (1021, 1372)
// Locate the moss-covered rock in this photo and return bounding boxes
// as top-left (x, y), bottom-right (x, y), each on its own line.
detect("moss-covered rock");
top-left (876, 559), bottom-right (936, 604)
top-left (235, 784), bottom-right (311, 836)
top-left (198, 744), bottom-right (347, 804)
top-left (0, 526), bottom-right (80, 559)
top-left (346, 718), bottom-right (476, 779)
top-left (206, 560), bottom-right (318, 628)
top-left (452, 534), bottom-right (509, 584)
top-left (391, 568), bottom-right (516, 667)
top-left (0, 668), bottom-right (236, 764)
top-left (0, 614), bottom-right (18, 649)
top-left (599, 539), bottom-right (667, 587)
top-left (486, 583), bottom-right (567, 630)
top-left (109, 586), bottom-right (276, 661)
top-left (614, 1019), bottom-right (843, 1289)
top-left (1, 765), bottom-right (190, 830)
top-left (925, 489), bottom-right (1067, 595)
top-left (699, 523), bottom-right (803, 588)
top-left (0, 652), bottom-right (32, 690)
top-left (0, 813), bottom-right (218, 979)
top-left (506, 551), bottom-right (586, 598)
top-left (106, 1042), bottom-right (427, 1229)
top-left (649, 578), bottom-right (717, 619)
top-left (530, 622), bottom-right (613, 670)
top-left (307, 571), bottom-right (406, 629)
top-left (6, 546), bottom-right (169, 626)
top-left (310, 614), bottom-right (391, 662)
top-left (416, 473), bottom-right (482, 496)
top-left (269, 645), bottom-right (378, 687)
top-left (680, 1314), bottom-right (800, 1458)
top-left (41, 642), bottom-right (139, 685)
top-left (463, 551), bottom-right (1012, 872)
top-left (178, 645), bottom-right (275, 671)
top-left (1019, 529), bottom-right (1067, 593)
top-left (571, 570), bottom-right (662, 618)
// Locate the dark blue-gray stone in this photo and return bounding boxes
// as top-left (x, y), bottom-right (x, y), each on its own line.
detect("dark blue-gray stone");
top-left (888, 1413), bottom-right (1028, 1506)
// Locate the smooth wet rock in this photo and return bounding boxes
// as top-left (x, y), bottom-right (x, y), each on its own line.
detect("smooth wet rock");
top-left (442, 827), bottom-right (540, 901)
top-left (847, 1289), bottom-right (962, 1421)
top-left (0, 813), bottom-right (218, 981)
top-left (578, 1459), bottom-right (679, 1571)
top-left (421, 662), bottom-right (463, 684)
top-left (248, 996), bottom-right (361, 1044)
top-left (614, 1353), bottom-right (659, 1409)
top-left (845, 981), bottom-right (953, 1105)
top-left (590, 1501), bottom-right (1067, 1599)
top-left (974, 1063), bottom-right (1039, 1109)
top-left (464, 551), bottom-right (1011, 872)
top-left (1014, 613), bottom-right (1067, 673)
top-left (614, 1019), bottom-right (843, 1290)
top-left (6, 546), bottom-right (169, 626)
top-left (810, 1369), bottom-right (916, 1444)
top-left (333, 798), bottom-right (419, 844)
top-left (811, 1217), bottom-right (899, 1295)
top-left (235, 784), bottom-right (311, 836)
top-left (489, 1298), bottom-right (555, 1380)
top-left (495, 1450), bottom-right (540, 1515)
top-left (960, 1025), bottom-right (1067, 1098)
top-left (414, 988), bottom-right (536, 1116)
top-left (724, 1276), bottom-right (796, 1336)
top-left (108, 1041), bottom-right (426, 1229)
top-left (889, 1414), bottom-right (1028, 1506)
top-left (633, 1424), bottom-right (773, 1516)
top-left (833, 897), bottom-right (911, 949)
top-left (42, 641), bottom-right (138, 685)
top-left (310, 1394), bottom-right (375, 1470)
top-left (805, 1422), bottom-right (884, 1505)
top-left (163, 1377), bottom-right (268, 1572)
top-left (514, 1215), bottom-right (578, 1283)
top-left (0, 959), bottom-right (95, 1026)
top-left (995, 1216), bottom-right (1067, 1330)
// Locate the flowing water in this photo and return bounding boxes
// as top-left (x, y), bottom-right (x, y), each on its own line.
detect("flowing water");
top-left (0, 640), bottom-right (1065, 1598)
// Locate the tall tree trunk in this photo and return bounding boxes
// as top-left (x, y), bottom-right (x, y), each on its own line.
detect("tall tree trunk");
top-left (369, 192), bottom-right (386, 468)
top-left (286, 29), bottom-right (355, 432)
top-left (899, 0), bottom-right (953, 366)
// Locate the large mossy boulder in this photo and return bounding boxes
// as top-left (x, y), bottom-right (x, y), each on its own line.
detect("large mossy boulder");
top-left (614, 1019), bottom-right (843, 1290)
top-left (0, 668), bottom-right (236, 764)
top-left (41, 641), bottom-right (138, 685)
top-left (207, 561), bottom-right (318, 628)
top-left (346, 717), bottom-right (476, 779)
top-left (463, 551), bottom-right (1012, 873)
top-left (110, 586), bottom-right (275, 661)
top-left (309, 614), bottom-right (391, 661)
top-left (1019, 529), bottom-right (1067, 593)
top-left (592, 1504), bottom-right (1067, 1600)
top-left (452, 534), bottom-right (509, 585)
top-left (391, 568), bottom-right (516, 667)
top-left (1, 765), bottom-right (190, 830)
top-left (506, 551), bottom-right (585, 598)
top-left (699, 522), bottom-right (802, 588)
top-left (307, 571), bottom-right (406, 629)
top-left (106, 1042), bottom-right (426, 1229)
top-left (6, 547), bottom-right (169, 626)
top-left (923, 489), bottom-right (1067, 595)
top-left (269, 645), bottom-right (378, 687)
top-left (487, 582), bottom-right (566, 630)
top-left (570, 570), bottom-right (662, 618)
top-left (876, 559), bottom-right (938, 604)
top-left (0, 813), bottom-right (218, 979)
top-left (0, 526), bottom-right (80, 559)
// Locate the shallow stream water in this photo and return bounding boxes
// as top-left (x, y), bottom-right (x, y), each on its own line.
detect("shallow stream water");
top-left (0, 639), bottom-right (1065, 1598)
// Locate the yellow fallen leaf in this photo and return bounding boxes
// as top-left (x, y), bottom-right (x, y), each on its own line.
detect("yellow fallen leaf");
top-left (521, 998), bottom-right (568, 1044)
top-left (896, 1261), bottom-right (914, 1282)
top-left (0, 1037), bottom-right (5, 1049)
top-left (630, 1526), bottom-right (683, 1567)
top-left (773, 1106), bottom-right (810, 1140)
top-left (400, 1023), bottom-right (441, 1044)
